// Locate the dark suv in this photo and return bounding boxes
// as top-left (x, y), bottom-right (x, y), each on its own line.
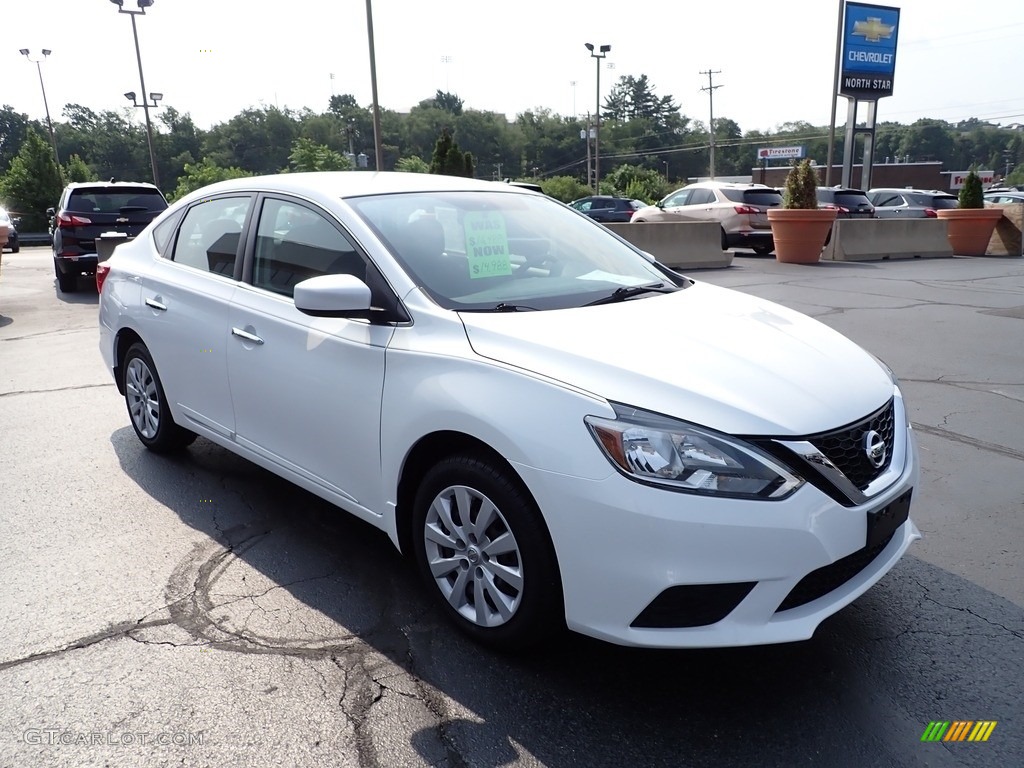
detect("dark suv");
top-left (49, 181), bottom-right (168, 292)
top-left (815, 187), bottom-right (875, 218)
top-left (568, 195), bottom-right (645, 223)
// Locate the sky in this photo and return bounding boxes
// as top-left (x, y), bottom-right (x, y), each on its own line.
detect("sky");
top-left (7, 0), bottom-right (1024, 138)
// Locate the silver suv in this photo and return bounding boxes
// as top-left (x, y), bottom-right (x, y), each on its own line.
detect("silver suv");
top-left (867, 188), bottom-right (958, 218)
top-left (630, 182), bottom-right (782, 254)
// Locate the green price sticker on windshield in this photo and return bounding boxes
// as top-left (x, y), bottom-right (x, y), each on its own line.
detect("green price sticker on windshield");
top-left (465, 211), bottom-right (512, 278)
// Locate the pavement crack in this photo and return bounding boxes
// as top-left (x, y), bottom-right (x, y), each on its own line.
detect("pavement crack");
top-left (0, 382), bottom-right (114, 398)
top-left (0, 618), bottom-right (175, 672)
top-left (910, 422), bottom-right (1024, 461)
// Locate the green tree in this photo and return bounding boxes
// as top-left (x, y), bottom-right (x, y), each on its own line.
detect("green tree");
top-left (395, 156), bottom-right (430, 173)
top-left (0, 129), bottom-right (63, 230)
top-left (418, 90), bottom-right (464, 116)
top-left (286, 138), bottom-right (353, 172)
top-left (168, 157), bottom-right (252, 202)
top-left (541, 175), bottom-right (591, 203)
top-left (603, 164), bottom-right (663, 203)
top-left (603, 75), bottom-right (680, 126)
top-left (0, 106), bottom-right (33, 176)
top-left (429, 127), bottom-right (474, 177)
top-left (203, 106), bottom-right (299, 175)
top-left (63, 154), bottom-right (93, 183)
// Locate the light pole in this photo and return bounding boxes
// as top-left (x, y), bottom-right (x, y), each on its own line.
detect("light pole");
top-left (365, 0), bottom-right (384, 171)
top-left (109, 0), bottom-right (160, 188)
top-left (19, 48), bottom-right (63, 183)
top-left (585, 43), bottom-right (610, 194)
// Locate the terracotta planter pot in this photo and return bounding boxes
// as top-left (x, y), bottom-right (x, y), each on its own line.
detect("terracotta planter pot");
top-left (767, 209), bottom-right (837, 264)
top-left (935, 208), bottom-right (1004, 256)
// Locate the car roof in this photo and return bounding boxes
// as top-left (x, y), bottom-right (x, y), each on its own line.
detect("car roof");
top-left (687, 181), bottom-right (777, 190)
top-left (869, 187), bottom-right (954, 196)
top-left (65, 181), bottom-right (163, 191)
top-left (177, 171), bottom-right (530, 206)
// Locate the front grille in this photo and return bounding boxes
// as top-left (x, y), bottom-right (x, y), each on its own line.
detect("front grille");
top-left (775, 530), bottom-right (895, 613)
top-left (809, 399), bottom-right (894, 489)
top-left (631, 582), bottom-right (756, 628)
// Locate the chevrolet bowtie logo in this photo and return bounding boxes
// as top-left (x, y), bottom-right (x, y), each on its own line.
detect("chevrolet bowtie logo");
top-left (853, 17), bottom-right (895, 43)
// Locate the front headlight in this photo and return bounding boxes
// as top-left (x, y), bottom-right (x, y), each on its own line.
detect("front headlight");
top-left (585, 404), bottom-right (804, 500)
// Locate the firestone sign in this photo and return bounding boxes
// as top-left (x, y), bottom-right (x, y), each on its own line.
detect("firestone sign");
top-left (757, 146), bottom-right (805, 160)
top-left (840, 2), bottom-right (900, 100)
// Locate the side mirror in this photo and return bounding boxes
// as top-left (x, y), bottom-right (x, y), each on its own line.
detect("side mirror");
top-left (46, 207), bottom-right (55, 217)
top-left (294, 273), bottom-right (372, 318)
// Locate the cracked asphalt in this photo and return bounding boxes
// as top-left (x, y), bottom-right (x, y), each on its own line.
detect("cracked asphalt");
top-left (1, 248), bottom-right (1021, 767)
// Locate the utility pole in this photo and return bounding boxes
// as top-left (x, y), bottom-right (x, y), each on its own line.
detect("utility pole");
top-left (700, 69), bottom-right (722, 180)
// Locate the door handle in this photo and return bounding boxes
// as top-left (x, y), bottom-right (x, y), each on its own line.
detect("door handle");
top-left (145, 297), bottom-right (166, 311)
top-left (231, 327), bottom-right (264, 345)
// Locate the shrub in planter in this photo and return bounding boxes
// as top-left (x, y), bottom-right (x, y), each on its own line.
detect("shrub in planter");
top-left (768, 160), bottom-right (836, 263)
top-left (936, 168), bottom-right (1003, 255)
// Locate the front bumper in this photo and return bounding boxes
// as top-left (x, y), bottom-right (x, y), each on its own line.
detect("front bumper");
top-left (513, 421), bottom-right (919, 648)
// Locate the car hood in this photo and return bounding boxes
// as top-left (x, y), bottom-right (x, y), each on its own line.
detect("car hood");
top-left (458, 281), bottom-right (893, 436)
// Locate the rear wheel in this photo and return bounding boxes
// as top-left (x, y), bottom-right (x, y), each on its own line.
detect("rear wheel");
top-left (54, 259), bottom-right (77, 293)
top-left (752, 245), bottom-right (773, 256)
top-left (412, 454), bottom-right (563, 650)
top-left (720, 227), bottom-right (729, 251)
top-left (122, 342), bottom-right (197, 453)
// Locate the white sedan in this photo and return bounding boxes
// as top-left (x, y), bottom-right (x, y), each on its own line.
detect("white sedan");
top-left (98, 171), bottom-right (919, 650)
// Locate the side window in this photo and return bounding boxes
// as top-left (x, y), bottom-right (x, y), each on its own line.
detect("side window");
top-left (170, 196), bottom-right (251, 275)
top-left (688, 189), bottom-right (715, 205)
top-left (663, 190), bottom-right (691, 207)
top-left (252, 199), bottom-right (366, 298)
top-left (151, 208), bottom-right (185, 255)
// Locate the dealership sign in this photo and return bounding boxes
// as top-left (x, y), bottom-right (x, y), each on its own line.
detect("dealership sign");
top-left (840, 2), bottom-right (900, 100)
top-left (757, 146), bottom-right (805, 160)
top-left (947, 170), bottom-right (995, 190)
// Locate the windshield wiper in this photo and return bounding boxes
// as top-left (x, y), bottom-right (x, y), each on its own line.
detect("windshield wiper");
top-left (583, 282), bottom-right (677, 307)
top-left (459, 302), bottom-right (539, 313)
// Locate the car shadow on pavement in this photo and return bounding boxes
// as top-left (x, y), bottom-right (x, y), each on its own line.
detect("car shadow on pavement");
top-left (54, 280), bottom-right (99, 304)
top-left (109, 428), bottom-right (1024, 767)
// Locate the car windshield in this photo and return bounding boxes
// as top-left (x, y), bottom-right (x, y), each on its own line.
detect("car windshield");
top-left (350, 191), bottom-right (681, 311)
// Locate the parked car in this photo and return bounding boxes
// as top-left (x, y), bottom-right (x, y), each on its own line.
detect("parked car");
top-left (568, 196), bottom-right (646, 224)
top-left (631, 182), bottom-right (782, 254)
top-left (868, 188), bottom-right (958, 218)
top-left (98, 171), bottom-right (919, 650)
top-left (984, 190), bottom-right (1024, 204)
top-left (49, 181), bottom-right (168, 292)
top-left (816, 187), bottom-right (875, 218)
top-left (0, 207), bottom-right (19, 253)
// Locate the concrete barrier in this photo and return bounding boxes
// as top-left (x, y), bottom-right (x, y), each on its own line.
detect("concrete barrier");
top-left (987, 203), bottom-right (1023, 257)
top-left (821, 219), bottom-right (952, 261)
top-left (605, 222), bottom-right (733, 269)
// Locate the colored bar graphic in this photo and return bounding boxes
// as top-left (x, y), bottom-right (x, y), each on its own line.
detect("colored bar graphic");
top-left (921, 721), bottom-right (949, 742)
top-left (922, 721), bottom-right (997, 742)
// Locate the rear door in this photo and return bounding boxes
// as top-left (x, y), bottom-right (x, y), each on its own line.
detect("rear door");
top-left (140, 194), bottom-right (252, 438)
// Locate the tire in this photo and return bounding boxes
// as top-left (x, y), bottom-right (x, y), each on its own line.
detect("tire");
top-left (55, 260), bottom-right (77, 293)
top-left (412, 454), bottom-right (563, 650)
top-left (122, 342), bottom-right (197, 453)
top-left (752, 245), bottom-right (773, 256)
top-left (10, 242), bottom-right (18, 254)
top-left (720, 227), bottom-right (729, 251)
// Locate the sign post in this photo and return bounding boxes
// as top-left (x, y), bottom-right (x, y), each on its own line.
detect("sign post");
top-left (838, 2), bottom-right (900, 190)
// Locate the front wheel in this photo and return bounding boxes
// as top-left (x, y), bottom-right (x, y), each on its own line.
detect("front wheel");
top-left (122, 342), bottom-right (197, 453)
top-left (752, 245), bottom-right (773, 256)
top-left (412, 454), bottom-right (563, 650)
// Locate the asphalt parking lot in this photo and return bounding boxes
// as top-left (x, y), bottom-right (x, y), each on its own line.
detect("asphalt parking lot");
top-left (0, 246), bottom-right (1021, 767)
